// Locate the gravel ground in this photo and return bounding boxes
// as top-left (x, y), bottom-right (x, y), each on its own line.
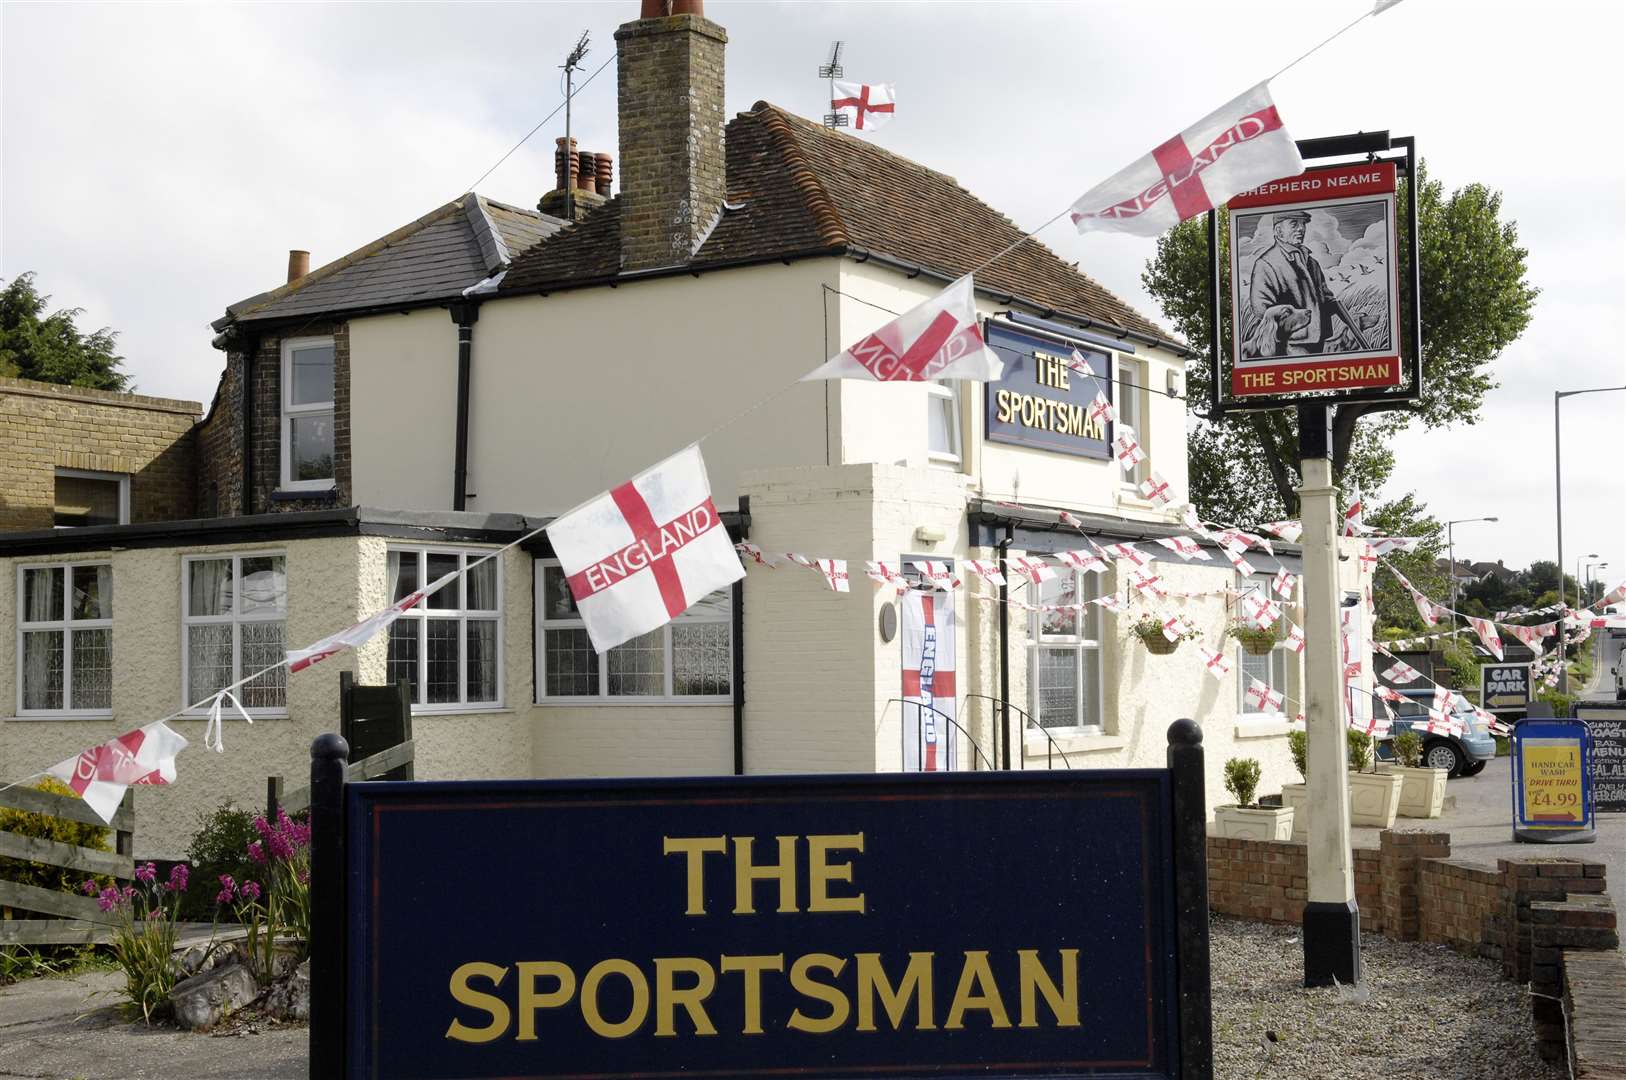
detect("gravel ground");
top-left (1211, 915), bottom-right (1563, 1080)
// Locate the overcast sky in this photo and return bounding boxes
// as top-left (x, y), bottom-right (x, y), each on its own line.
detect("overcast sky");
top-left (3, 1), bottom-right (1622, 585)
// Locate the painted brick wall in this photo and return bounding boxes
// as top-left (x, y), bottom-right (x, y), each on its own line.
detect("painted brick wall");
top-left (0, 377), bottom-right (198, 531)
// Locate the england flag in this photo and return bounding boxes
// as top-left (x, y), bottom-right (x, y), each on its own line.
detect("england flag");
top-left (546, 447), bottom-right (744, 654)
top-left (48, 721), bottom-right (188, 824)
top-left (801, 276), bottom-right (1003, 383)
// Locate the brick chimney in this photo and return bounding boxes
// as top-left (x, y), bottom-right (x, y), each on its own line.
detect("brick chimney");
top-left (615, 2), bottom-right (727, 271)
top-left (538, 137), bottom-right (611, 221)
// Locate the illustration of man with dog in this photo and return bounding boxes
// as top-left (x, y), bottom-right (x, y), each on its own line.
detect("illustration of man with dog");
top-left (1241, 209), bottom-right (1371, 359)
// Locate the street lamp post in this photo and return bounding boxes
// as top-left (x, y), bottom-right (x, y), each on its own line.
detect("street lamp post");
top-left (1446, 516), bottom-right (1498, 636)
top-left (1575, 554), bottom-right (1599, 610)
top-left (1583, 559), bottom-right (1607, 608)
top-left (1554, 385), bottom-right (1626, 693)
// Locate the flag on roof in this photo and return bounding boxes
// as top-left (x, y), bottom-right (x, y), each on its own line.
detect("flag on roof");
top-left (831, 81), bottom-right (895, 131)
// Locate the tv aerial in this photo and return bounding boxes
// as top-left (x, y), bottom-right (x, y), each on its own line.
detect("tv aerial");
top-left (820, 41), bottom-right (848, 128)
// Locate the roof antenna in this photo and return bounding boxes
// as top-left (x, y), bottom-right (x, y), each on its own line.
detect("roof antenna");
top-left (819, 41), bottom-right (847, 129)
top-left (561, 30), bottom-right (591, 221)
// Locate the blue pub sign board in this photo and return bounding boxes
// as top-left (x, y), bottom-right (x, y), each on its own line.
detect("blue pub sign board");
top-left (984, 322), bottom-right (1114, 459)
top-left (340, 771), bottom-right (1189, 1079)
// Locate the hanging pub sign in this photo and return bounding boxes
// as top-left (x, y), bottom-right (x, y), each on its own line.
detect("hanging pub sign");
top-left (1225, 161), bottom-right (1402, 400)
top-left (1480, 662), bottom-right (1533, 714)
top-left (315, 734), bottom-right (1215, 1080)
top-left (983, 322), bottom-right (1113, 460)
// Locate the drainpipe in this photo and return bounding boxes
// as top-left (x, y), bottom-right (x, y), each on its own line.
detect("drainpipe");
top-left (240, 335), bottom-right (257, 514)
top-left (449, 303), bottom-right (479, 511)
top-left (732, 495), bottom-right (750, 775)
top-left (997, 523), bottom-right (1014, 770)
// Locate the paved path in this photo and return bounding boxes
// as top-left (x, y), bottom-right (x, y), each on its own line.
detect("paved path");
top-left (0, 968), bottom-right (305, 1079)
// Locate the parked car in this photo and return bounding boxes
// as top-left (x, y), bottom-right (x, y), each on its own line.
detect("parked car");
top-left (1375, 689), bottom-right (1497, 778)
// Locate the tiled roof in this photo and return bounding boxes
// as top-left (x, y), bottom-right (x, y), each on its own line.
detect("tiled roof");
top-left (220, 194), bottom-right (566, 328)
top-left (502, 102), bottom-right (1174, 347)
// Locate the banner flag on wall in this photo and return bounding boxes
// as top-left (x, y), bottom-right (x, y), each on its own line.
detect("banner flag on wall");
top-left (901, 589), bottom-right (956, 773)
top-left (545, 446), bottom-right (744, 654)
top-left (800, 276), bottom-right (1003, 383)
top-left (1069, 82), bottom-right (1302, 236)
top-left (47, 721), bottom-right (188, 825)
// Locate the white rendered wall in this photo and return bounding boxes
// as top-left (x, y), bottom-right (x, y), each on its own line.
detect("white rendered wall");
top-left (349, 308), bottom-right (460, 511)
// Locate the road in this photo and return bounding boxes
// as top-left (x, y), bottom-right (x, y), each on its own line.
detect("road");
top-left (1582, 626), bottom-right (1623, 703)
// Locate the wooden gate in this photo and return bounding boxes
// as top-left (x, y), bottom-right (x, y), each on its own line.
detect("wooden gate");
top-left (0, 785), bottom-right (133, 946)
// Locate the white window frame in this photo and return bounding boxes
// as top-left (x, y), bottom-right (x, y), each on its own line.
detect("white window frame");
top-left (181, 551), bottom-right (288, 718)
top-left (53, 468), bottom-right (130, 527)
top-left (926, 380), bottom-right (962, 469)
top-left (535, 559), bottom-right (734, 705)
top-left (386, 547), bottom-right (504, 714)
top-left (1237, 643), bottom-right (1290, 718)
top-left (279, 335), bottom-right (337, 492)
top-left (1116, 358), bottom-right (1150, 487)
top-left (15, 561), bottom-right (114, 718)
top-left (1027, 568), bottom-right (1105, 734)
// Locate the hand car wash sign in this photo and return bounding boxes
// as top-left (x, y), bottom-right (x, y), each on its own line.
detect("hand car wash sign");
top-left (325, 761), bottom-right (1210, 1079)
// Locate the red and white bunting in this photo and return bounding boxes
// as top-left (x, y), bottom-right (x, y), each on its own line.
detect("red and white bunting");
top-left (736, 542), bottom-right (782, 568)
top-left (831, 80), bottom-right (896, 131)
top-left (1007, 556), bottom-right (1057, 585)
top-left (1197, 645), bottom-right (1232, 681)
top-left (1242, 593), bottom-right (1282, 628)
top-left (1412, 591), bottom-right (1443, 627)
top-left (1056, 549), bottom-right (1108, 574)
top-left (1261, 520), bottom-right (1303, 544)
top-left (287, 571), bottom-right (457, 674)
top-left (1129, 569), bottom-right (1167, 601)
top-left (1365, 537), bottom-right (1420, 556)
top-left (815, 559), bottom-right (850, 593)
top-left (1104, 542), bottom-right (1150, 569)
top-left (47, 721), bottom-right (188, 825)
top-left (1246, 676), bottom-right (1285, 712)
top-left (1468, 616), bottom-right (1504, 661)
top-left (1357, 545), bottom-right (1379, 574)
top-left (1087, 391), bottom-right (1117, 426)
top-left (911, 560), bottom-right (961, 591)
top-left (1138, 473), bottom-right (1173, 505)
top-left (801, 276), bottom-right (1002, 382)
top-left (1341, 485), bottom-right (1366, 537)
top-left (1272, 569), bottom-right (1296, 600)
top-left (1113, 427), bottom-right (1145, 470)
top-left (1375, 685), bottom-right (1406, 706)
top-left (1381, 660), bottom-right (1423, 685)
top-left (1156, 536), bottom-right (1210, 562)
top-left (1506, 622), bottom-right (1546, 656)
top-left (1225, 545), bottom-right (1257, 577)
top-left (785, 553), bottom-right (816, 568)
top-left (1092, 594), bottom-right (1126, 613)
top-left (1601, 581), bottom-right (1625, 607)
top-left (546, 446), bottom-right (745, 654)
top-left (1344, 660), bottom-right (1363, 681)
top-left (865, 560), bottom-right (909, 593)
top-left (1285, 622), bottom-right (1306, 655)
top-left (1065, 349), bottom-right (1098, 378)
top-left (1058, 510), bottom-right (1084, 530)
top-left (964, 559), bottom-right (1007, 588)
top-left (1068, 82), bottom-right (1302, 236)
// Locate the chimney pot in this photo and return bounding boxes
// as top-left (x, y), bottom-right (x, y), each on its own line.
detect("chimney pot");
top-left (576, 150), bottom-right (596, 191)
top-left (554, 136), bottom-right (579, 192)
top-left (287, 250), bottom-right (310, 283)
top-left (594, 153), bottom-right (613, 196)
top-left (641, 0), bottom-right (703, 15)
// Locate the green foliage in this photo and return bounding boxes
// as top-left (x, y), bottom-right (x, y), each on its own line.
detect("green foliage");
top-left (1223, 757), bottom-right (1263, 809)
top-left (1392, 730), bottom-right (1424, 769)
top-left (0, 778), bottom-right (113, 900)
top-left (180, 801), bottom-right (259, 922)
top-left (1287, 730), bottom-right (1307, 780)
top-left (1141, 163), bottom-right (1537, 521)
top-left (1347, 729), bottom-right (1373, 771)
top-left (1437, 637), bottom-right (1481, 691)
top-left (0, 273), bottom-right (129, 391)
top-left (92, 864), bottom-right (189, 1023)
top-left (1226, 622), bottom-right (1280, 654)
top-left (1536, 690), bottom-right (1576, 718)
top-left (1367, 495), bottom-right (1446, 634)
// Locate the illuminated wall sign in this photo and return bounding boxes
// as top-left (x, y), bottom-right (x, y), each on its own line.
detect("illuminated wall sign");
top-left (984, 322), bottom-right (1113, 459)
top-left (337, 770), bottom-right (1200, 1079)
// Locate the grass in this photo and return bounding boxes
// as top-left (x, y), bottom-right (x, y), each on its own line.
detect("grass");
top-left (0, 945), bottom-right (115, 987)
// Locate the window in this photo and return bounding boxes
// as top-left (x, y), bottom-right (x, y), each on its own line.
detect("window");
top-left (1029, 570), bottom-right (1103, 731)
top-left (1116, 358), bottom-right (1148, 486)
top-left (280, 336), bottom-right (336, 490)
top-left (17, 563), bottom-right (113, 715)
top-left (537, 561), bottom-right (732, 702)
top-left (54, 469), bottom-right (129, 527)
top-left (182, 554), bottom-right (286, 714)
top-left (926, 380), bottom-right (961, 467)
top-left (1238, 646), bottom-right (1289, 715)
top-left (385, 548), bottom-right (502, 710)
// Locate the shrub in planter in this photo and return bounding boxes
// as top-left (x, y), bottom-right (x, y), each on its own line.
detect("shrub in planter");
top-left (1216, 756), bottom-right (1293, 840)
top-left (1130, 613), bottom-right (1197, 655)
top-left (1226, 622), bottom-right (1279, 656)
top-left (1287, 730), bottom-right (1307, 781)
top-left (1281, 730), bottom-right (1310, 841)
top-left (1224, 757), bottom-right (1262, 809)
top-left (1382, 730), bottom-right (1446, 818)
top-left (1346, 728), bottom-right (1373, 772)
top-left (1392, 731), bottom-right (1423, 769)
top-left (1346, 729), bottom-right (1402, 827)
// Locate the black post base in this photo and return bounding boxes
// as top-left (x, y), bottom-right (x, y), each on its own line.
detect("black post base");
top-left (1302, 899), bottom-right (1361, 988)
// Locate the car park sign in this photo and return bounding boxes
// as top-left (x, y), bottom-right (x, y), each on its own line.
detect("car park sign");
top-left (1480, 663), bottom-right (1532, 714)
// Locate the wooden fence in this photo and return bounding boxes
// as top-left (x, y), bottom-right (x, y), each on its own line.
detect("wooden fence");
top-left (268, 739), bottom-right (415, 818)
top-left (0, 785), bottom-right (133, 946)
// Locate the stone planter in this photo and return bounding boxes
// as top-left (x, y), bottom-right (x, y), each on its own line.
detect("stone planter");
top-left (1213, 804), bottom-right (1295, 841)
top-left (1347, 769), bottom-right (1403, 828)
top-left (1380, 764), bottom-right (1448, 818)
top-left (1280, 783), bottom-right (1309, 842)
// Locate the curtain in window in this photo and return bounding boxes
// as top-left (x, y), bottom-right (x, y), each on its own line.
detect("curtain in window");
top-left (466, 557), bottom-right (498, 611)
top-left (189, 559), bottom-right (232, 617)
top-left (22, 569), bottom-right (63, 710)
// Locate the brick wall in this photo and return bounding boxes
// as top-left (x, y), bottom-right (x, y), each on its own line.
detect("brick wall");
top-left (1379, 829), bottom-right (1451, 941)
top-left (194, 322), bottom-right (351, 516)
top-left (1563, 949), bottom-right (1626, 1077)
top-left (1419, 857), bottom-right (1504, 956)
top-left (0, 376), bottom-right (198, 530)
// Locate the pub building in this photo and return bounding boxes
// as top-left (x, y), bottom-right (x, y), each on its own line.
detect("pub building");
top-left (0, 1), bottom-right (1373, 856)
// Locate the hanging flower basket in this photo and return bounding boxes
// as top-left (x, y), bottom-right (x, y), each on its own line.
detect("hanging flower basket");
top-left (1228, 623), bottom-right (1280, 656)
top-left (1141, 634), bottom-right (1181, 656)
top-left (1131, 614), bottom-right (1190, 656)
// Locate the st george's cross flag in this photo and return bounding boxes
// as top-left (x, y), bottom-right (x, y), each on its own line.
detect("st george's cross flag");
top-left (831, 81), bottom-right (896, 131)
top-left (48, 721), bottom-right (189, 824)
top-left (801, 276), bottom-right (1003, 383)
top-left (1070, 83), bottom-right (1302, 236)
top-left (545, 446), bottom-right (744, 654)
top-left (286, 570), bottom-right (459, 673)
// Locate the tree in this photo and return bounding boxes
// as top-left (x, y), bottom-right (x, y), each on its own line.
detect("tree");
top-left (0, 272), bottom-right (129, 392)
top-left (1142, 164), bottom-right (1536, 520)
top-left (1365, 493), bottom-right (1446, 635)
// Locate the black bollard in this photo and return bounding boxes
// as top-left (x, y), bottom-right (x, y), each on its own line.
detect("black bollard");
top-left (309, 733), bottom-right (350, 1079)
top-left (1167, 718), bottom-right (1213, 1080)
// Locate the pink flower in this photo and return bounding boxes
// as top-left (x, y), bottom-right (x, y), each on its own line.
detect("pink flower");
top-left (81, 879), bottom-right (98, 896)
top-left (97, 887), bottom-right (120, 913)
top-left (247, 840), bottom-right (266, 864)
top-left (240, 880), bottom-right (261, 902)
top-left (121, 885), bottom-right (136, 902)
top-left (135, 862), bottom-right (157, 884)
top-left (146, 908), bottom-right (162, 921)
top-left (216, 874), bottom-right (236, 904)
top-left (167, 864), bottom-right (190, 892)
top-left (268, 834), bottom-right (294, 861)
top-left (295, 867), bottom-right (310, 885)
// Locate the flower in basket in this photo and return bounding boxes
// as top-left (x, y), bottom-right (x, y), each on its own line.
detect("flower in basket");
top-left (1131, 613), bottom-right (1200, 655)
top-left (1226, 620), bottom-right (1282, 656)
